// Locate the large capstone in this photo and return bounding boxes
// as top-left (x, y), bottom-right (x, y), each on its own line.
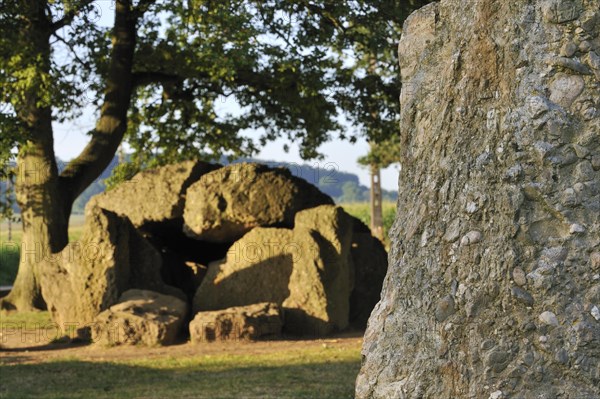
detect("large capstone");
top-left (183, 163), bottom-right (334, 243)
top-left (88, 160), bottom-right (226, 301)
top-left (89, 160), bottom-right (220, 230)
top-left (357, 1), bottom-right (600, 398)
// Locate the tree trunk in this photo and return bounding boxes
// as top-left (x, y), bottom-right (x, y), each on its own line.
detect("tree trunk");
top-left (1, 134), bottom-right (71, 311)
top-left (369, 164), bottom-right (384, 241)
top-left (0, 0), bottom-right (67, 311)
top-left (1, 0), bottom-right (137, 311)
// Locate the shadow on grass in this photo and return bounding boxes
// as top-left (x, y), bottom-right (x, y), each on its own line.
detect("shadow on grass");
top-left (0, 357), bottom-right (359, 399)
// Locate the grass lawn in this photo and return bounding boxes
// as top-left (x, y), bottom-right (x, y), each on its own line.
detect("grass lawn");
top-left (0, 312), bottom-right (361, 399)
top-left (0, 348), bottom-right (360, 399)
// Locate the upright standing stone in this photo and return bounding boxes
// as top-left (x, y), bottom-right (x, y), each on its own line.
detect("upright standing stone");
top-left (357, 1), bottom-right (600, 398)
top-left (42, 207), bottom-right (184, 333)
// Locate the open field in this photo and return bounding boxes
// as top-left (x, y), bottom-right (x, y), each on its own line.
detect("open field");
top-left (0, 311), bottom-right (361, 399)
top-left (341, 201), bottom-right (397, 246)
top-left (0, 215), bottom-right (85, 287)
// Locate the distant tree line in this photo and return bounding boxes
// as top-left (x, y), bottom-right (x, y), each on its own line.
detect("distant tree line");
top-left (1, 155), bottom-right (397, 217)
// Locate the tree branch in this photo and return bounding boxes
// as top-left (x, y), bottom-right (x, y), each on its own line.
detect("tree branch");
top-left (132, 71), bottom-right (182, 87)
top-left (51, 31), bottom-right (91, 72)
top-left (50, 0), bottom-right (95, 32)
top-left (133, 0), bottom-right (157, 18)
top-left (60, 0), bottom-right (137, 199)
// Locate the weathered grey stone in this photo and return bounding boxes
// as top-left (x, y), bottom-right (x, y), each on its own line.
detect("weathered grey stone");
top-left (560, 41), bottom-right (578, 57)
top-left (512, 268), bottom-right (527, 286)
top-left (42, 207), bottom-right (184, 332)
top-left (89, 160), bottom-right (219, 228)
top-left (183, 163), bottom-right (333, 243)
top-left (549, 74), bottom-right (586, 108)
top-left (357, 1), bottom-right (600, 398)
top-left (539, 311), bottom-right (559, 327)
top-left (189, 302), bottom-right (282, 342)
top-left (193, 205), bottom-right (354, 336)
top-left (592, 252), bottom-right (600, 270)
top-left (511, 286), bottom-right (535, 307)
top-left (542, 0), bottom-right (581, 23)
top-left (435, 295), bottom-right (456, 322)
top-left (591, 306), bottom-right (600, 321)
top-left (91, 289), bottom-right (188, 346)
top-left (547, 56), bottom-right (593, 74)
top-left (460, 230), bottom-right (482, 246)
top-left (526, 95), bottom-right (551, 118)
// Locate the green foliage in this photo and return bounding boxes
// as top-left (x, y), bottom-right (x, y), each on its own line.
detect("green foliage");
top-left (0, 239), bottom-right (20, 286)
top-left (104, 161), bottom-right (141, 192)
top-left (358, 135), bottom-right (402, 168)
top-left (2, 0), bottom-right (431, 172)
top-left (0, 166), bottom-right (16, 221)
top-left (341, 201), bottom-right (396, 241)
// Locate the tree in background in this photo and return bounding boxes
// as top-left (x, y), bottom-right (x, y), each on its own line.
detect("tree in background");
top-left (0, 0), bottom-right (428, 311)
top-left (359, 135), bottom-right (402, 239)
top-left (347, 0), bottom-right (431, 240)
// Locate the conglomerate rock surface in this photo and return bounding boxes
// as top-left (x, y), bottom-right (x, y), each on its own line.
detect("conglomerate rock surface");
top-left (357, 1), bottom-right (600, 398)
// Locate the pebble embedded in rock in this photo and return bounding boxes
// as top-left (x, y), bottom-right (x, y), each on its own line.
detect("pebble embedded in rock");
top-left (465, 201), bottom-right (479, 214)
top-left (539, 311), bottom-right (559, 327)
top-left (486, 350), bottom-right (510, 373)
top-left (512, 268), bottom-right (527, 286)
top-left (555, 348), bottom-right (569, 364)
top-left (569, 224), bottom-right (586, 234)
top-left (592, 155), bottom-right (600, 171)
top-left (560, 42), bottom-right (578, 57)
top-left (542, 0), bottom-right (581, 23)
top-left (435, 295), bottom-right (456, 322)
top-left (591, 306), bottom-right (600, 321)
top-left (549, 74), bottom-right (585, 108)
top-left (579, 40), bottom-right (592, 52)
top-left (481, 339), bottom-right (496, 351)
top-left (443, 219), bottom-right (461, 243)
top-left (511, 286), bottom-right (534, 306)
top-left (589, 51), bottom-right (600, 70)
top-left (489, 390), bottom-right (503, 399)
top-left (526, 96), bottom-right (550, 118)
top-left (591, 252), bottom-right (600, 270)
top-left (461, 230), bottom-right (482, 246)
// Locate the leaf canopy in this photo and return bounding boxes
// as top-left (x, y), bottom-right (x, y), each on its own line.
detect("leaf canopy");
top-left (1, 0), bottom-right (430, 175)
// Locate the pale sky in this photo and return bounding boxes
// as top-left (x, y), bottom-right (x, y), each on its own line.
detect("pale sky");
top-left (51, 1), bottom-right (401, 192)
top-left (53, 119), bottom-right (401, 191)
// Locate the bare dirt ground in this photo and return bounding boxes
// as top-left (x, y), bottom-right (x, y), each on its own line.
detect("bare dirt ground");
top-left (0, 328), bottom-right (363, 365)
